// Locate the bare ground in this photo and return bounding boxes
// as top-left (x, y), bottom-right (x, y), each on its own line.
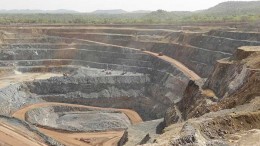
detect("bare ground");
top-left (143, 51), bottom-right (201, 80)
top-left (0, 122), bottom-right (47, 146)
top-left (0, 72), bottom-right (62, 89)
top-left (12, 102), bottom-right (143, 146)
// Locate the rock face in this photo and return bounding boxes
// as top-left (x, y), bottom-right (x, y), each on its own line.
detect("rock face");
top-left (0, 83), bottom-right (43, 115)
top-left (26, 106), bottom-right (131, 132)
top-left (208, 30), bottom-right (260, 41)
top-left (0, 29), bottom-right (192, 119)
top-left (166, 46), bottom-right (260, 123)
top-left (152, 47), bottom-right (260, 146)
top-left (0, 36), bottom-right (191, 121)
top-left (46, 28), bottom-right (260, 78)
top-left (0, 25), bottom-right (260, 146)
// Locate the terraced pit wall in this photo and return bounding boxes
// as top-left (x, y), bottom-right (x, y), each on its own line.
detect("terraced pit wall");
top-left (0, 34), bottom-right (190, 121)
top-left (2, 26), bottom-right (259, 121)
top-left (43, 28), bottom-right (260, 77)
top-left (165, 46), bottom-right (260, 125)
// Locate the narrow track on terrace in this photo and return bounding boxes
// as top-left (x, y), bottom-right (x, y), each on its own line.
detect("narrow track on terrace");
top-left (0, 73), bottom-right (63, 89)
top-left (12, 102), bottom-right (142, 146)
top-left (13, 102), bottom-right (142, 124)
top-left (48, 36), bottom-right (201, 80)
top-left (143, 51), bottom-right (201, 80)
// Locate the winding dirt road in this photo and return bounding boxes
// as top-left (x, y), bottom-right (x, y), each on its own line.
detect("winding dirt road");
top-left (52, 37), bottom-right (201, 81)
top-left (13, 102), bottom-right (142, 124)
top-left (143, 51), bottom-right (201, 80)
top-left (12, 102), bottom-right (142, 146)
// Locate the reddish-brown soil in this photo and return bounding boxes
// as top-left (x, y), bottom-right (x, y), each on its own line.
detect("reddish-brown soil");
top-left (12, 102), bottom-right (143, 146)
top-left (0, 122), bottom-right (47, 146)
top-left (143, 51), bottom-right (201, 80)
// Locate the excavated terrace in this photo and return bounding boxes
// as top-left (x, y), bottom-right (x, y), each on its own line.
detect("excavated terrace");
top-left (0, 25), bottom-right (259, 146)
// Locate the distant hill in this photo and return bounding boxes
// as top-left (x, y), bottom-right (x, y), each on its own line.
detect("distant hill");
top-left (0, 9), bottom-right (79, 14)
top-left (0, 1), bottom-right (259, 24)
top-left (143, 10), bottom-right (192, 21)
top-left (131, 10), bottom-right (152, 13)
top-left (200, 1), bottom-right (260, 15)
top-left (92, 9), bottom-right (127, 14)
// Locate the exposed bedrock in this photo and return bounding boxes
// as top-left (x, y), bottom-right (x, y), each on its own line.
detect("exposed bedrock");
top-left (0, 34), bottom-right (191, 121)
top-left (147, 89), bottom-right (260, 146)
top-left (208, 30), bottom-right (260, 41)
top-left (24, 64), bottom-right (189, 120)
top-left (153, 110), bottom-right (260, 146)
top-left (27, 73), bottom-right (149, 96)
top-left (0, 68), bottom-right (189, 121)
top-left (125, 118), bottom-right (164, 146)
top-left (47, 30), bottom-right (260, 77)
top-left (25, 105), bottom-right (131, 132)
top-left (164, 46), bottom-right (260, 126)
top-left (0, 44), bottom-right (152, 79)
top-left (0, 48), bottom-right (151, 68)
top-left (204, 47), bottom-right (260, 98)
top-left (0, 83), bottom-right (43, 115)
top-left (2, 26), bottom-right (259, 146)
top-left (142, 42), bottom-right (229, 77)
top-left (186, 34), bottom-right (260, 54)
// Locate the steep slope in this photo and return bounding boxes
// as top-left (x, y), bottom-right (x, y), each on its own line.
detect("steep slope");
top-left (148, 46), bottom-right (260, 146)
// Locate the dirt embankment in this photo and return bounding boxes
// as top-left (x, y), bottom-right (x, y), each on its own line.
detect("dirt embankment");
top-left (0, 122), bottom-right (47, 146)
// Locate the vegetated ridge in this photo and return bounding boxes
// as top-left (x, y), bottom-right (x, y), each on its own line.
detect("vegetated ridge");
top-left (0, 1), bottom-right (259, 24)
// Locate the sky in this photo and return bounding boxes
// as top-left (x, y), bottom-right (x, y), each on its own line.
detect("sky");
top-left (0, 0), bottom-right (256, 12)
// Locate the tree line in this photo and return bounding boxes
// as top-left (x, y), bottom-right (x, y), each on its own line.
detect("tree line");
top-left (0, 10), bottom-right (259, 25)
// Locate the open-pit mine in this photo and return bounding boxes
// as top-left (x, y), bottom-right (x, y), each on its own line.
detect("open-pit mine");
top-left (0, 24), bottom-right (259, 146)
